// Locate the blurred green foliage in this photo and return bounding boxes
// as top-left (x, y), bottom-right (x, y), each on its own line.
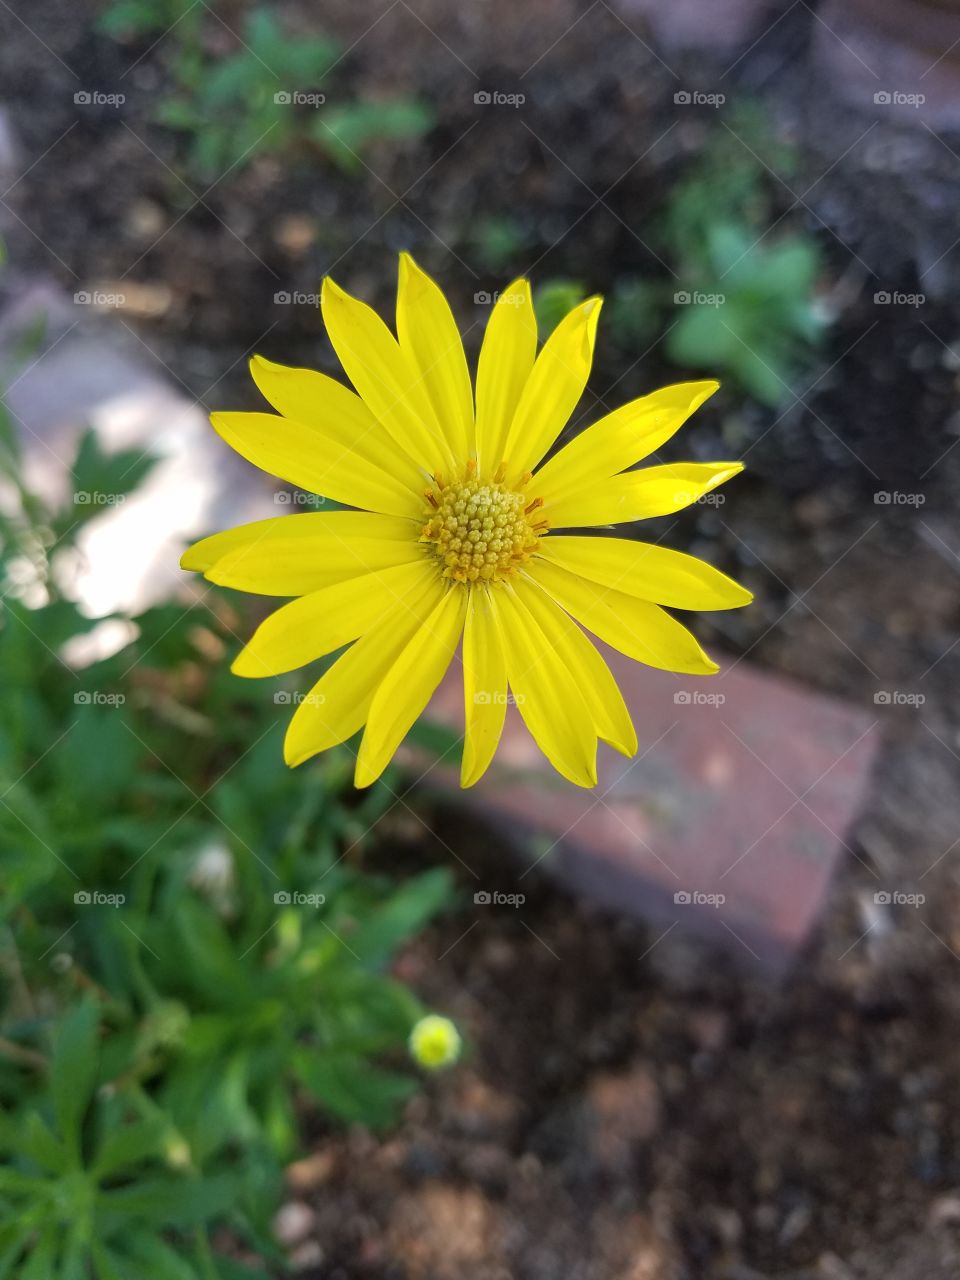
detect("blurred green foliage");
top-left (665, 223), bottom-right (823, 408)
top-left (604, 278), bottom-right (660, 350)
top-left (317, 100), bottom-right (436, 174)
top-left (0, 998), bottom-right (270, 1278)
top-left (0, 404), bottom-right (454, 1273)
top-left (99, 4), bottom-right (434, 181)
top-left (534, 279), bottom-right (586, 340)
top-left (470, 215), bottom-right (530, 273)
top-left (97, 0), bottom-right (200, 39)
top-left (607, 103), bottom-right (828, 407)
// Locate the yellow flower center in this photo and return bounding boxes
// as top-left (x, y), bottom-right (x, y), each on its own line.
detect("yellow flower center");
top-left (421, 462), bottom-right (548, 584)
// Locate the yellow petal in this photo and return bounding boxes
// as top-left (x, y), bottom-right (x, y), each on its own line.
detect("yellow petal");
top-left (531, 558), bottom-right (719, 675)
top-left (515, 575), bottom-right (636, 757)
top-left (283, 576), bottom-right (443, 767)
top-left (321, 276), bottom-right (455, 476)
top-left (460, 586), bottom-right (508, 788)
top-left (474, 278), bottom-right (538, 474)
top-left (354, 585), bottom-right (467, 788)
top-left (536, 536), bottom-right (752, 611)
top-left (502, 296), bottom-right (602, 479)
top-left (249, 354), bottom-right (426, 497)
top-left (545, 462), bottom-right (744, 527)
top-left (493, 583), bottom-right (598, 787)
top-left (183, 512), bottom-right (422, 594)
top-left (533, 381), bottom-right (720, 505)
top-left (232, 561), bottom-right (436, 677)
top-left (181, 519), bottom-right (279, 572)
top-left (396, 253), bottom-right (473, 464)
top-left (211, 411), bottom-right (421, 519)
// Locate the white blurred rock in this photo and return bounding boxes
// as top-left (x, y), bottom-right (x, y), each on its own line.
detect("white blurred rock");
top-left (0, 278), bottom-right (275, 617)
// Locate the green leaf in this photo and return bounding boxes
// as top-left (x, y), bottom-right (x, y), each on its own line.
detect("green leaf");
top-left (295, 1049), bottom-right (416, 1128)
top-left (14, 1111), bottom-right (68, 1174)
top-left (51, 998), bottom-right (100, 1159)
top-left (0, 1223), bottom-right (34, 1280)
top-left (60, 1215), bottom-right (91, 1280)
top-left (346, 867), bottom-right (453, 966)
top-left (213, 1258), bottom-right (273, 1280)
top-left (20, 1227), bottom-right (58, 1280)
top-left (121, 1233), bottom-right (204, 1280)
top-left (93, 1117), bottom-right (167, 1178)
top-left (91, 1241), bottom-right (126, 1280)
top-left (98, 1173), bottom-right (238, 1226)
top-left (69, 428), bottom-right (158, 523)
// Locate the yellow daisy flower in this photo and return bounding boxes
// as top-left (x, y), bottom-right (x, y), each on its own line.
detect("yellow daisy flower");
top-left (181, 254), bottom-right (751, 790)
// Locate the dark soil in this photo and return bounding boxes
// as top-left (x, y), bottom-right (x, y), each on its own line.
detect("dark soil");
top-left (3, 1), bottom-right (960, 1276)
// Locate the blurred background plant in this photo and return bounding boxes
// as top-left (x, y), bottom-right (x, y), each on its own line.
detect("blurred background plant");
top-left (100, 4), bottom-right (434, 181)
top-left (596, 104), bottom-right (829, 407)
top-left (0, 356), bottom-right (455, 1274)
top-left (96, 0), bottom-right (201, 40)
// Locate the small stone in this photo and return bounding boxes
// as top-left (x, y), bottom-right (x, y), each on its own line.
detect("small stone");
top-left (779, 1202), bottom-right (812, 1244)
top-left (85, 280), bottom-right (173, 319)
top-left (709, 1206), bottom-right (743, 1246)
top-left (125, 199), bottom-right (166, 241)
top-left (289, 1240), bottom-right (324, 1271)
top-left (286, 1150), bottom-right (335, 1191)
top-left (273, 1201), bottom-right (316, 1246)
top-left (927, 1191), bottom-right (960, 1229)
top-left (274, 214), bottom-right (318, 255)
top-left (816, 1252), bottom-right (854, 1279)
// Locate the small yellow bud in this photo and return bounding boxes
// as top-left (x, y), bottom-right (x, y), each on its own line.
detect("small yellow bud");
top-left (165, 1137), bottom-right (192, 1169)
top-left (408, 1014), bottom-right (462, 1071)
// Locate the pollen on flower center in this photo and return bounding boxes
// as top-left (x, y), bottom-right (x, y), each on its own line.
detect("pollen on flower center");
top-left (421, 462), bottom-right (548, 584)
